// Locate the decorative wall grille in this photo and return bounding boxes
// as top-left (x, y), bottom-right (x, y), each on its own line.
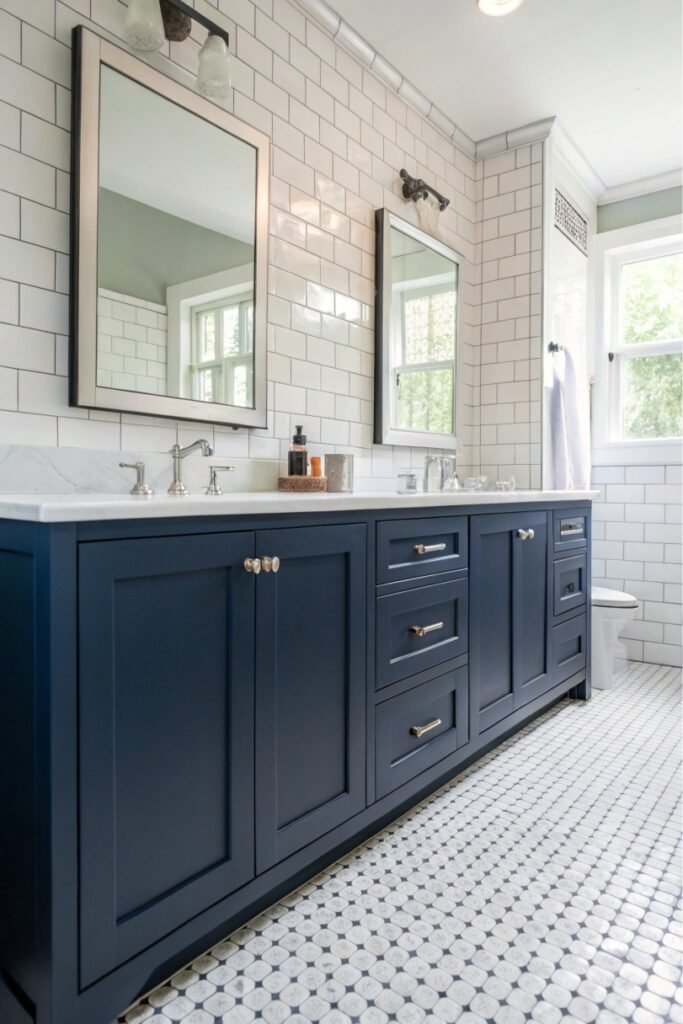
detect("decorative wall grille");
top-left (554, 189), bottom-right (588, 255)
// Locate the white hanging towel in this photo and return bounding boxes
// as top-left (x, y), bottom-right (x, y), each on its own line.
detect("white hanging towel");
top-left (549, 346), bottom-right (591, 490)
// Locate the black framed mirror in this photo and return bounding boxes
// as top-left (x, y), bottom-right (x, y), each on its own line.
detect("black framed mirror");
top-left (374, 209), bottom-right (461, 449)
top-left (71, 27), bottom-right (270, 427)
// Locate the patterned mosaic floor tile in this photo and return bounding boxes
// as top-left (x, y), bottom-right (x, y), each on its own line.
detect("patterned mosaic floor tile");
top-left (119, 662), bottom-right (682, 1024)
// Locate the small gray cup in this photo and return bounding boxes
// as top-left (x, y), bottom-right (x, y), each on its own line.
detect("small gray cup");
top-left (325, 453), bottom-right (354, 492)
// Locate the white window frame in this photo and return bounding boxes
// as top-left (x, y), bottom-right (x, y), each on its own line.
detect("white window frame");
top-left (191, 293), bottom-right (254, 406)
top-left (590, 214), bottom-right (683, 465)
top-left (392, 282), bottom-right (457, 438)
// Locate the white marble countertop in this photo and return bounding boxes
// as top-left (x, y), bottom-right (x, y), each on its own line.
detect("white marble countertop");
top-left (0, 489), bottom-right (598, 523)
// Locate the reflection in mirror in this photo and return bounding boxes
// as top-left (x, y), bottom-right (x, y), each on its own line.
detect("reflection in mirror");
top-left (375, 210), bottom-right (460, 448)
top-left (97, 65), bottom-right (256, 408)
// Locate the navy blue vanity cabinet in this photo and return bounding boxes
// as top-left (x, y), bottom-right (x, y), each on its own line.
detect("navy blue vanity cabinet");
top-left (255, 524), bottom-right (367, 871)
top-left (78, 532), bottom-right (257, 985)
top-left (470, 510), bottom-right (553, 734)
top-left (0, 500), bottom-right (591, 1024)
top-left (551, 506), bottom-right (590, 686)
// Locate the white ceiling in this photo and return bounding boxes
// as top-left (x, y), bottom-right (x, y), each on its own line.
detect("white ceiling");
top-left (330, 0), bottom-right (682, 189)
top-left (99, 66), bottom-right (256, 241)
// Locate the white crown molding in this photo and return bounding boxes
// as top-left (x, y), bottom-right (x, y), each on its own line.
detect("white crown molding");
top-left (549, 120), bottom-right (605, 204)
top-left (475, 117), bottom-right (555, 159)
top-left (294, 0), bottom-right (477, 157)
top-left (293, 0), bottom-right (678, 201)
top-left (598, 169), bottom-right (683, 206)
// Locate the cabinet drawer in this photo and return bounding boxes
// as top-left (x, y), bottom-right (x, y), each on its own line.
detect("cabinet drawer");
top-left (377, 516), bottom-right (468, 584)
top-left (376, 577), bottom-right (468, 689)
top-left (376, 665), bottom-right (469, 798)
top-left (552, 613), bottom-right (587, 683)
top-left (553, 509), bottom-right (589, 552)
top-left (553, 553), bottom-right (587, 617)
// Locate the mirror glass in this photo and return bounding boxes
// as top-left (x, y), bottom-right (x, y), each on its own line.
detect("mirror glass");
top-left (96, 65), bottom-right (256, 409)
top-left (375, 210), bottom-right (460, 448)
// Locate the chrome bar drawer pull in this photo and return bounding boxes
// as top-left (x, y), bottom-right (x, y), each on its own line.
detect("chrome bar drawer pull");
top-left (261, 556), bottom-right (280, 573)
top-left (409, 621), bottom-right (444, 637)
top-left (410, 718), bottom-right (442, 739)
top-left (244, 557), bottom-right (262, 574)
top-left (414, 542), bottom-right (447, 555)
top-left (560, 522), bottom-right (583, 535)
top-left (517, 528), bottom-right (535, 541)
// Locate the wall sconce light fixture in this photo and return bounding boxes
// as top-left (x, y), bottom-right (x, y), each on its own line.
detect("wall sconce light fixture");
top-left (124, 0), bottom-right (231, 98)
top-left (400, 169), bottom-right (450, 212)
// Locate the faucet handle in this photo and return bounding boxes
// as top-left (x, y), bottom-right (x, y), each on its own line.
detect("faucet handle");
top-left (119, 461), bottom-right (153, 496)
top-left (205, 465), bottom-right (235, 495)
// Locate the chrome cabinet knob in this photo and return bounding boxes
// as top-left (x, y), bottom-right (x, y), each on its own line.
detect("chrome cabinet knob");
top-left (261, 556), bottom-right (280, 573)
top-left (517, 528), bottom-right (535, 541)
top-left (244, 557), bottom-right (262, 574)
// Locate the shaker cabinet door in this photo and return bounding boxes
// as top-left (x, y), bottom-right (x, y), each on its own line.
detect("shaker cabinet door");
top-left (78, 531), bottom-right (256, 986)
top-left (470, 511), bottom-right (551, 734)
top-left (255, 524), bottom-right (367, 872)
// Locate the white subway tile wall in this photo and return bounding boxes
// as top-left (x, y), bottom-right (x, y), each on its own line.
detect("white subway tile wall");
top-left (592, 464), bottom-right (682, 667)
top-left (477, 145), bottom-right (543, 490)
top-left (97, 289), bottom-right (168, 395)
top-left (0, 0), bottom-right (511, 490)
top-left (0, 0), bottom-right (554, 493)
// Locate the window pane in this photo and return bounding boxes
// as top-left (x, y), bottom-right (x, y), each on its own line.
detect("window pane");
top-left (197, 367), bottom-right (218, 402)
top-left (621, 253), bottom-right (683, 345)
top-left (622, 353), bottom-right (683, 439)
top-left (232, 364), bottom-right (249, 407)
top-left (245, 302), bottom-right (254, 354)
top-left (222, 306), bottom-right (240, 355)
top-left (397, 367), bottom-right (453, 433)
top-left (198, 311), bottom-right (216, 360)
top-left (403, 289), bottom-right (456, 364)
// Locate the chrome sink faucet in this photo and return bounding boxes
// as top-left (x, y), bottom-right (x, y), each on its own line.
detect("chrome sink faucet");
top-left (168, 438), bottom-right (213, 495)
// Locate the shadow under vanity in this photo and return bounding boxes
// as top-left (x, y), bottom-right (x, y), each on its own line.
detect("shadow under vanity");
top-left (0, 494), bottom-right (592, 1024)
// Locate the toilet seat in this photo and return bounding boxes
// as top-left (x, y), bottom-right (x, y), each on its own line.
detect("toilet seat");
top-left (591, 585), bottom-right (638, 609)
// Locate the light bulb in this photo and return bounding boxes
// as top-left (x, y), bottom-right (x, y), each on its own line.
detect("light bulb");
top-left (477, 0), bottom-right (525, 15)
top-left (124, 0), bottom-right (165, 51)
top-left (197, 34), bottom-right (232, 99)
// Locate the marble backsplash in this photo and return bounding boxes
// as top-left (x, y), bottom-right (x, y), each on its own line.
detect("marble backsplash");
top-left (0, 443), bottom-right (447, 496)
top-left (0, 443), bottom-right (281, 496)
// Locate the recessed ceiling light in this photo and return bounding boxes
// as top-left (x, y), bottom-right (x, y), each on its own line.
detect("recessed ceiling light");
top-left (478, 0), bottom-right (525, 16)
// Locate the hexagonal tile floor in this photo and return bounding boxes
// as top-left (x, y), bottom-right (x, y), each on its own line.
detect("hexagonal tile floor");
top-left (119, 661), bottom-right (682, 1024)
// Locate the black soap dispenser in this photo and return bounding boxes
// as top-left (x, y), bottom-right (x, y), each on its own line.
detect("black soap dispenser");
top-left (288, 425), bottom-right (308, 476)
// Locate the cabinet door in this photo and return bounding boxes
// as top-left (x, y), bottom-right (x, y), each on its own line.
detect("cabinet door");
top-left (470, 511), bottom-right (550, 734)
top-left (255, 524), bottom-right (366, 872)
top-left (514, 511), bottom-right (552, 706)
top-left (78, 532), bottom-right (255, 986)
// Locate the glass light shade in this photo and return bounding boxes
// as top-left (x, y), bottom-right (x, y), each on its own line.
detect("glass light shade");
top-left (415, 194), bottom-right (440, 236)
top-left (477, 0), bottom-right (525, 15)
top-left (197, 34), bottom-right (232, 99)
top-left (124, 0), bottom-right (165, 50)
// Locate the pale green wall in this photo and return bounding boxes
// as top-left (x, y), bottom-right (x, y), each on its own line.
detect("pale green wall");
top-left (98, 189), bottom-right (254, 304)
top-left (597, 186), bottom-right (682, 233)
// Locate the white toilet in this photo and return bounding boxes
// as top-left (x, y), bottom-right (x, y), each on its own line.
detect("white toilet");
top-left (591, 586), bottom-right (638, 689)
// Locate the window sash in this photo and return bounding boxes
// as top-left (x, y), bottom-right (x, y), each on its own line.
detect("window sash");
top-left (393, 362), bottom-right (454, 433)
top-left (604, 239), bottom-right (682, 443)
top-left (399, 283), bottom-right (457, 369)
top-left (190, 294), bottom-right (254, 405)
top-left (608, 349), bottom-right (682, 442)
